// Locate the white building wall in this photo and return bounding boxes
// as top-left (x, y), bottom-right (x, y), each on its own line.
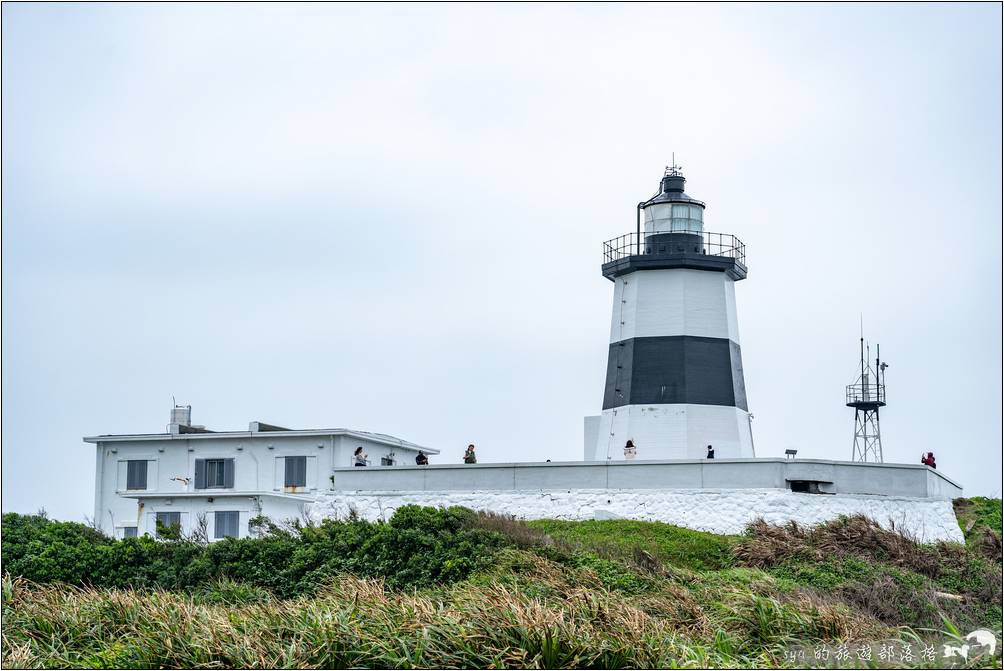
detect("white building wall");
top-left (130, 496), bottom-right (306, 540)
top-left (308, 488), bottom-right (965, 544)
top-left (91, 431), bottom-right (430, 537)
top-left (333, 436), bottom-right (408, 469)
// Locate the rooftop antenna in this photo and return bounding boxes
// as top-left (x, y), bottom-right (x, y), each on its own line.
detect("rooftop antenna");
top-left (846, 320), bottom-right (887, 463)
top-left (665, 153), bottom-right (684, 178)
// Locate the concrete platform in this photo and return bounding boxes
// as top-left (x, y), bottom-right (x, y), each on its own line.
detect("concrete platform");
top-left (330, 458), bottom-right (962, 500)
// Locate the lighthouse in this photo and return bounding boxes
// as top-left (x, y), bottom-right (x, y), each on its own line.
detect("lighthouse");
top-left (585, 165), bottom-right (754, 461)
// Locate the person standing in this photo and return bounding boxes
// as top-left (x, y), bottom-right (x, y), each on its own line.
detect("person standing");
top-left (463, 444), bottom-right (477, 464)
top-left (353, 447), bottom-right (368, 467)
top-left (706, 445), bottom-right (715, 459)
top-left (415, 451), bottom-right (429, 466)
top-left (623, 440), bottom-right (637, 460)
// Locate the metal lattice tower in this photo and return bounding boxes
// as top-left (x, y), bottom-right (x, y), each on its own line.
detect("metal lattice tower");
top-left (846, 335), bottom-right (888, 463)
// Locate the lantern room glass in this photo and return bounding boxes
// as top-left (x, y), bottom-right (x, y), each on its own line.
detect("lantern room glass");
top-left (643, 203), bottom-right (704, 235)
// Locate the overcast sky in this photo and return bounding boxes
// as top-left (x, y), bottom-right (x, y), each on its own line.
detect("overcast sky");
top-left (3, 3), bottom-right (1001, 521)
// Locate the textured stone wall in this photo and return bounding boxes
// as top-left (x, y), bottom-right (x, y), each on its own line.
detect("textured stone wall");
top-left (307, 488), bottom-right (964, 543)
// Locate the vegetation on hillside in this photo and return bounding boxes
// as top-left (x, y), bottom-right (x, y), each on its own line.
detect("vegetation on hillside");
top-left (954, 497), bottom-right (1003, 560)
top-left (1, 507), bottom-right (502, 595)
top-left (1, 500), bottom-right (1001, 669)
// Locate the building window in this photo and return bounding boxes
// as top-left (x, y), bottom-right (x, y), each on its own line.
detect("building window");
top-left (214, 511), bottom-right (240, 539)
top-left (284, 456), bottom-right (307, 487)
top-left (126, 460), bottom-right (148, 490)
top-left (380, 456), bottom-right (395, 466)
top-left (122, 527), bottom-right (138, 539)
top-left (194, 458), bottom-right (234, 489)
top-left (155, 512), bottom-right (181, 538)
top-left (206, 459), bottom-right (226, 488)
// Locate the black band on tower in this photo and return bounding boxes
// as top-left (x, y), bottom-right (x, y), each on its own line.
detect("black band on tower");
top-left (602, 335), bottom-right (748, 411)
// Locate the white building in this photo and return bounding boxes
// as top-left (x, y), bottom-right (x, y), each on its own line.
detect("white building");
top-left (85, 405), bottom-right (437, 540)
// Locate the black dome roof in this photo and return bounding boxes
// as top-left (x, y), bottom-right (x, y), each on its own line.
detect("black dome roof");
top-left (642, 169), bottom-right (705, 208)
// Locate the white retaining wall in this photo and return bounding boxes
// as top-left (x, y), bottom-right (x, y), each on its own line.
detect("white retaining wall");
top-left (308, 488), bottom-right (965, 544)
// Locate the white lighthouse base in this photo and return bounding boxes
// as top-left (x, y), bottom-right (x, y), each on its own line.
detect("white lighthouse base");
top-left (586, 404), bottom-right (754, 461)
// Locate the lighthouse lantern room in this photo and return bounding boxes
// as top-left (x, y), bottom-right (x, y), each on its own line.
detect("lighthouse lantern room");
top-left (585, 165), bottom-right (754, 461)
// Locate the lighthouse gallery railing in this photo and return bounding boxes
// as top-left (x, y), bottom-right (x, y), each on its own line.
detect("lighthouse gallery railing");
top-left (602, 231), bottom-right (746, 266)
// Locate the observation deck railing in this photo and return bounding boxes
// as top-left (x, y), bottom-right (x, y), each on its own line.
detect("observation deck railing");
top-left (602, 231), bottom-right (746, 266)
top-left (846, 383), bottom-right (886, 406)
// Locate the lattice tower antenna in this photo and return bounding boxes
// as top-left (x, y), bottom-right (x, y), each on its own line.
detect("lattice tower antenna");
top-left (846, 326), bottom-right (888, 462)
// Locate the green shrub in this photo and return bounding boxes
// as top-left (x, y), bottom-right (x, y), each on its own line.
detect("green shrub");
top-left (527, 519), bottom-right (737, 571)
top-left (1, 507), bottom-right (505, 595)
top-left (192, 578), bottom-right (273, 605)
top-left (955, 497), bottom-right (1003, 537)
top-left (568, 553), bottom-right (656, 595)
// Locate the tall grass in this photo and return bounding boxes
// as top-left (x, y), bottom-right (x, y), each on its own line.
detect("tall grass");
top-left (735, 514), bottom-right (1003, 632)
top-left (1, 574), bottom-right (782, 669)
top-left (5, 573), bottom-right (995, 669)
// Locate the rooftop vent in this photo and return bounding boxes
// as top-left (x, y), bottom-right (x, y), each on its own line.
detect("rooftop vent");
top-left (249, 421), bottom-right (291, 432)
top-left (168, 404), bottom-right (191, 435)
top-left (167, 404), bottom-right (215, 434)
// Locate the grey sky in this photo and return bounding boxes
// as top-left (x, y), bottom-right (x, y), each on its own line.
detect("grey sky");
top-left (3, 3), bottom-right (1001, 521)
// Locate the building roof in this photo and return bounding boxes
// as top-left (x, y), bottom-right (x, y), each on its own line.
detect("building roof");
top-left (83, 427), bottom-right (438, 454)
top-left (641, 168), bottom-right (705, 208)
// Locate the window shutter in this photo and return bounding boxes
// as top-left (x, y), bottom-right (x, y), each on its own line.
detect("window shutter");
top-left (137, 461), bottom-right (147, 490)
top-left (298, 457), bottom-right (307, 486)
top-left (194, 459), bottom-right (206, 490)
top-left (284, 457), bottom-right (294, 487)
top-left (223, 459), bottom-right (235, 489)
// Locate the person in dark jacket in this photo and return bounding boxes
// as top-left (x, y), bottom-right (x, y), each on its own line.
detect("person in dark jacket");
top-left (463, 444), bottom-right (477, 464)
top-left (706, 445), bottom-right (715, 459)
top-left (623, 440), bottom-right (637, 460)
top-left (415, 451), bottom-right (429, 466)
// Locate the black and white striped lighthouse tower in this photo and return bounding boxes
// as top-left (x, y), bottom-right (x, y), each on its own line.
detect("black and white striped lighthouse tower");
top-left (585, 165), bottom-right (754, 461)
